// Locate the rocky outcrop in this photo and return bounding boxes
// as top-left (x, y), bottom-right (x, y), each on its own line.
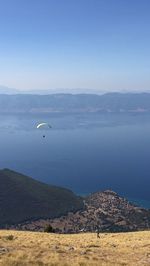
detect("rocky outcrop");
top-left (12, 190), bottom-right (150, 233)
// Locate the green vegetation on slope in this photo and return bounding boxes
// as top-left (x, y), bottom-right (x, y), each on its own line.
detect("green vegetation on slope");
top-left (0, 169), bottom-right (83, 226)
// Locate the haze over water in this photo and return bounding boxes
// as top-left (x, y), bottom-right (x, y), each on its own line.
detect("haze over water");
top-left (0, 112), bottom-right (150, 207)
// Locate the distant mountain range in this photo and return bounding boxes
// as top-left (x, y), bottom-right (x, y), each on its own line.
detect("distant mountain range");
top-left (1, 84), bottom-right (150, 95)
top-left (0, 169), bottom-right (149, 233)
top-left (0, 85), bottom-right (18, 94)
top-left (0, 85), bottom-right (107, 95)
top-left (0, 92), bottom-right (150, 113)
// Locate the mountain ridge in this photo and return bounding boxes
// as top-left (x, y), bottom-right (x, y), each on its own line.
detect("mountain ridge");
top-left (1, 92), bottom-right (150, 113)
top-left (2, 85), bottom-right (150, 95)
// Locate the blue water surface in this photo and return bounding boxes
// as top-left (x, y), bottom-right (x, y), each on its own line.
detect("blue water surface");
top-left (0, 112), bottom-right (150, 208)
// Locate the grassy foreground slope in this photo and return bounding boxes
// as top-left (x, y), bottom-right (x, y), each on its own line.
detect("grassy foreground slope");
top-left (0, 230), bottom-right (150, 266)
top-left (0, 169), bottom-right (83, 225)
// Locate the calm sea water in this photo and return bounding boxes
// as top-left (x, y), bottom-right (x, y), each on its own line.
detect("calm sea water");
top-left (0, 112), bottom-right (150, 208)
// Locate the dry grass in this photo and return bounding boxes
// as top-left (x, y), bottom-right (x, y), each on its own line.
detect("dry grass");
top-left (0, 230), bottom-right (150, 265)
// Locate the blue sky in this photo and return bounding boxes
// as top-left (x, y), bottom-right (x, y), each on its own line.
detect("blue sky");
top-left (0, 0), bottom-right (150, 91)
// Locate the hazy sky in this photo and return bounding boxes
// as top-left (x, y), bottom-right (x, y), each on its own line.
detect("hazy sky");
top-left (0, 0), bottom-right (150, 92)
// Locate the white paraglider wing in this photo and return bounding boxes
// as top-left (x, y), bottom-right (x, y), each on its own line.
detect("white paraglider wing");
top-left (36, 123), bottom-right (52, 129)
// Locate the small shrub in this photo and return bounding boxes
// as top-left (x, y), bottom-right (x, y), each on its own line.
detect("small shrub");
top-left (44, 224), bottom-right (55, 233)
top-left (5, 235), bottom-right (14, 240)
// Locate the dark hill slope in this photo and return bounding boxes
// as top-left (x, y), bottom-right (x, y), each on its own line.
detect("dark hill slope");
top-left (0, 169), bottom-right (83, 226)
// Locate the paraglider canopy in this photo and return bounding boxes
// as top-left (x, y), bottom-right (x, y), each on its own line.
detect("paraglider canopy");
top-left (36, 123), bottom-right (52, 129)
top-left (36, 123), bottom-right (52, 138)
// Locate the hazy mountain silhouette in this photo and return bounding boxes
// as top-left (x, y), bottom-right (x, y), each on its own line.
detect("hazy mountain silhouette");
top-left (0, 85), bottom-right (18, 94)
top-left (0, 92), bottom-right (150, 113)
